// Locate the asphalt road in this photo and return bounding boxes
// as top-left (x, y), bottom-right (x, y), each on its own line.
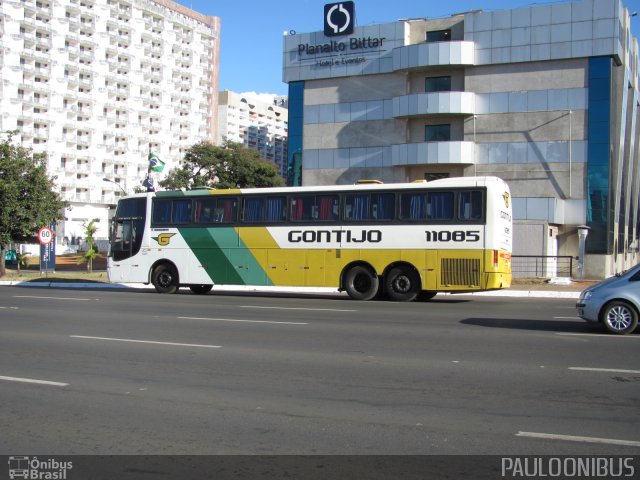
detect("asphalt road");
top-left (1, 285), bottom-right (639, 456)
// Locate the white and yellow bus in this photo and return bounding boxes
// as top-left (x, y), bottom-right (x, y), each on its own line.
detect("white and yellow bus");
top-left (107, 176), bottom-right (512, 301)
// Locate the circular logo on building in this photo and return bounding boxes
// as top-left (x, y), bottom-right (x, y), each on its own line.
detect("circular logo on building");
top-left (324, 2), bottom-right (355, 37)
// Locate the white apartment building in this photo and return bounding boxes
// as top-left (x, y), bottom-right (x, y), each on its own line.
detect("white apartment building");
top-left (0, 0), bottom-right (220, 243)
top-left (217, 90), bottom-right (288, 177)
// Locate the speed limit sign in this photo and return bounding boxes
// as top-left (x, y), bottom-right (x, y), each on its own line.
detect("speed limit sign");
top-left (38, 226), bottom-right (54, 245)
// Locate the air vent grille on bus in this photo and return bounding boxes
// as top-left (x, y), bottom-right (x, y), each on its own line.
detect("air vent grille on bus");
top-left (441, 258), bottom-right (480, 286)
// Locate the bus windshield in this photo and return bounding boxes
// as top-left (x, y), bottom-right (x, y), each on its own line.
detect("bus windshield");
top-left (109, 197), bottom-right (146, 261)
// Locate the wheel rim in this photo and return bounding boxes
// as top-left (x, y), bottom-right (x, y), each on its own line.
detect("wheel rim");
top-left (392, 274), bottom-right (412, 294)
top-left (606, 305), bottom-right (632, 331)
top-left (158, 271), bottom-right (173, 288)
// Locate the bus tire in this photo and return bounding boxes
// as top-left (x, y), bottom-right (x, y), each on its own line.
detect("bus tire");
top-left (385, 266), bottom-right (420, 302)
top-left (190, 285), bottom-right (213, 295)
top-left (151, 263), bottom-right (179, 294)
top-left (344, 265), bottom-right (379, 301)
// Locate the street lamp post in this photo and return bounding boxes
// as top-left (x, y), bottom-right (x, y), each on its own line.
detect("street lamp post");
top-left (102, 177), bottom-right (126, 195)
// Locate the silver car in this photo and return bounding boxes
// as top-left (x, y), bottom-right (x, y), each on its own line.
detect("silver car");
top-left (576, 264), bottom-right (640, 334)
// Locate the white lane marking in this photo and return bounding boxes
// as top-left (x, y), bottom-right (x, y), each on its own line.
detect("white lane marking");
top-left (0, 375), bottom-right (68, 387)
top-left (178, 316), bottom-right (308, 325)
top-left (569, 367), bottom-right (640, 374)
top-left (13, 295), bottom-right (91, 301)
top-left (0, 306), bottom-right (19, 310)
top-left (517, 431), bottom-right (640, 447)
top-left (70, 335), bottom-right (222, 349)
top-left (556, 332), bottom-right (640, 338)
top-left (240, 305), bottom-right (356, 312)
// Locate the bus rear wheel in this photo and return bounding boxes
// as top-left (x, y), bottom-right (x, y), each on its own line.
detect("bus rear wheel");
top-left (190, 285), bottom-right (213, 295)
top-left (385, 266), bottom-right (420, 302)
top-left (151, 264), bottom-right (179, 294)
top-left (344, 265), bottom-right (379, 301)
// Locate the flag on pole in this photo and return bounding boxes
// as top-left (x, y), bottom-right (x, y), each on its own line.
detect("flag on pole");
top-left (148, 152), bottom-right (165, 172)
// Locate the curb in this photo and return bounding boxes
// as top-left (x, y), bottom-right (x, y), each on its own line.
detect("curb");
top-left (0, 281), bottom-right (581, 299)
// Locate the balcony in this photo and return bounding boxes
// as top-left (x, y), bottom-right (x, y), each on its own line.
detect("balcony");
top-left (393, 92), bottom-right (475, 118)
top-left (33, 129), bottom-right (49, 140)
top-left (76, 162), bottom-right (91, 173)
top-left (392, 41), bottom-right (475, 71)
top-left (20, 127), bottom-right (34, 137)
top-left (391, 141), bottom-right (476, 166)
top-left (34, 37), bottom-right (52, 50)
top-left (34, 67), bottom-right (49, 80)
top-left (78, 50), bottom-right (94, 62)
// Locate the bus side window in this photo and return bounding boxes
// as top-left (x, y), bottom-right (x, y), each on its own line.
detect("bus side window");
top-left (372, 193), bottom-right (394, 220)
top-left (152, 199), bottom-right (172, 224)
top-left (290, 196), bottom-right (312, 221)
top-left (243, 197), bottom-right (264, 222)
top-left (172, 199), bottom-right (193, 224)
top-left (215, 198), bottom-right (237, 223)
top-left (426, 192), bottom-right (453, 220)
top-left (400, 193), bottom-right (427, 220)
top-left (459, 190), bottom-right (483, 220)
top-left (317, 195), bottom-right (338, 221)
top-left (265, 196), bottom-right (286, 222)
top-left (290, 197), bottom-right (302, 221)
top-left (291, 195), bottom-right (338, 222)
top-left (194, 198), bottom-right (217, 224)
top-left (345, 194), bottom-right (370, 221)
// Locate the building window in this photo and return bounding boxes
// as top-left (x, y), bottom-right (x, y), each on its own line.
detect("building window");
top-left (425, 76), bottom-right (451, 93)
top-left (425, 124), bottom-right (451, 142)
top-left (426, 29), bottom-right (451, 42)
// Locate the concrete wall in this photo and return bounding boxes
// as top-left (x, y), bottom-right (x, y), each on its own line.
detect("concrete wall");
top-left (465, 59), bottom-right (588, 92)
top-left (304, 75), bottom-right (406, 105)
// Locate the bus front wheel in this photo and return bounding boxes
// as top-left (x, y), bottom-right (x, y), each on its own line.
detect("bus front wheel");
top-left (385, 266), bottom-right (420, 302)
top-left (344, 266), bottom-right (379, 301)
top-left (151, 264), bottom-right (179, 294)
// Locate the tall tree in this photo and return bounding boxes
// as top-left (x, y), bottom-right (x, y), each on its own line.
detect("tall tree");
top-left (159, 140), bottom-right (284, 191)
top-left (0, 133), bottom-right (67, 277)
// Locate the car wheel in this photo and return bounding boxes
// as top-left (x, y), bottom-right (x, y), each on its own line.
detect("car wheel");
top-left (151, 264), bottom-right (179, 294)
top-left (344, 265), bottom-right (379, 301)
top-left (601, 300), bottom-right (638, 334)
top-left (189, 285), bottom-right (213, 295)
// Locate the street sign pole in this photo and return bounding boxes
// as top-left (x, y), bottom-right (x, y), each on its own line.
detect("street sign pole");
top-left (38, 226), bottom-right (55, 277)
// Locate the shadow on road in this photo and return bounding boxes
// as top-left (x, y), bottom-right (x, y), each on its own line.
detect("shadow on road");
top-left (460, 317), bottom-right (602, 334)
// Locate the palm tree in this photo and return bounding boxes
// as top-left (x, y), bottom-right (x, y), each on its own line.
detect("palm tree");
top-left (79, 218), bottom-right (99, 273)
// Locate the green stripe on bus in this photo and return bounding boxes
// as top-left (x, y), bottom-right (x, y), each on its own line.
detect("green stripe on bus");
top-left (178, 227), bottom-right (272, 286)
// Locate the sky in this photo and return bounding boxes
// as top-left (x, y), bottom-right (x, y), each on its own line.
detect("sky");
top-left (179, 0), bottom-right (640, 97)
